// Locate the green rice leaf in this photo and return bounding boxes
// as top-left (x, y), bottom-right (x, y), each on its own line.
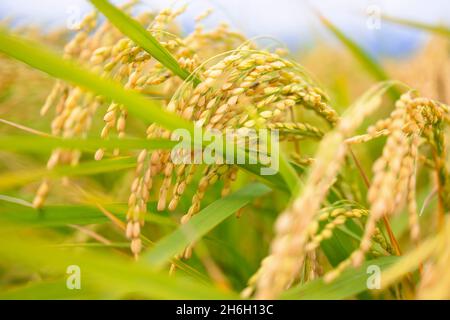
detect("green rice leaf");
top-left (0, 157), bottom-right (136, 190)
top-left (90, 0), bottom-right (201, 85)
top-left (279, 153), bottom-right (301, 194)
top-left (144, 183), bottom-right (271, 268)
top-left (0, 29), bottom-right (194, 133)
top-left (282, 256), bottom-right (398, 299)
top-left (0, 201), bottom-right (174, 227)
top-left (0, 280), bottom-right (98, 300)
top-left (0, 139), bottom-right (290, 194)
top-left (321, 228), bottom-right (358, 267)
top-left (0, 224), bottom-right (238, 299)
top-left (0, 31), bottom-right (298, 193)
top-left (0, 135), bottom-right (177, 154)
top-left (319, 15), bottom-right (401, 100)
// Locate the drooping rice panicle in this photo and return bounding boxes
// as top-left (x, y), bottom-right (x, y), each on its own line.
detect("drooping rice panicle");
top-left (246, 83), bottom-right (388, 299)
top-left (325, 93), bottom-right (450, 282)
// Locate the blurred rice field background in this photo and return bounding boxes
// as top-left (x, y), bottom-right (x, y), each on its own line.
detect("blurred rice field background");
top-left (0, 0), bottom-right (449, 300)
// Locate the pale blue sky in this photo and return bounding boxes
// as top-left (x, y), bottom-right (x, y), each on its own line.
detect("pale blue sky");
top-left (1, 0), bottom-right (449, 57)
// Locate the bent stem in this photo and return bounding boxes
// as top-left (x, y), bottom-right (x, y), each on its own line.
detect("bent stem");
top-left (349, 147), bottom-right (402, 256)
top-left (430, 124), bottom-right (450, 227)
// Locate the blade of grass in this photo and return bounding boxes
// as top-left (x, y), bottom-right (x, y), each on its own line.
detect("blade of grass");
top-left (0, 138), bottom-right (290, 194)
top-left (321, 228), bottom-right (358, 267)
top-left (0, 201), bottom-right (175, 228)
top-left (144, 183), bottom-right (271, 268)
top-left (0, 224), bottom-right (238, 299)
top-left (0, 187), bottom-right (207, 283)
top-left (318, 14), bottom-right (401, 100)
top-left (0, 135), bottom-right (177, 154)
top-left (90, 0), bottom-right (200, 85)
top-left (0, 202), bottom-right (121, 226)
top-left (0, 29), bottom-right (194, 133)
top-left (0, 118), bottom-right (52, 137)
top-left (84, 1), bottom-right (299, 194)
top-left (282, 256), bottom-right (398, 299)
top-left (0, 280), bottom-right (98, 300)
top-left (382, 15), bottom-right (450, 38)
top-left (0, 157), bottom-right (135, 190)
top-left (0, 30), bottom-right (296, 193)
top-left (289, 82), bottom-right (404, 269)
top-left (54, 242), bottom-right (130, 248)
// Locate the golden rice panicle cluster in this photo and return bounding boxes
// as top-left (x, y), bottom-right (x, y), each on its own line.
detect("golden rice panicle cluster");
top-left (34, 2), bottom-right (150, 208)
top-left (296, 206), bottom-right (391, 281)
top-left (123, 20), bottom-right (252, 258)
top-left (244, 131), bottom-right (348, 299)
top-left (176, 48), bottom-right (337, 133)
top-left (34, 4), bottom-right (193, 209)
top-left (127, 47), bottom-right (336, 258)
top-left (94, 6), bottom-right (196, 161)
top-left (346, 93), bottom-right (449, 269)
top-left (244, 84), bottom-right (394, 299)
top-left (421, 106), bottom-right (450, 217)
top-left (34, 4), bottom-right (250, 254)
top-left (170, 49), bottom-right (336, 217)
top-left (323, 92), bottom-right (450, 283)
top-left (33, 4), bottom-right (246, 213)
top-left (33, 11), bottom-right (101, 208)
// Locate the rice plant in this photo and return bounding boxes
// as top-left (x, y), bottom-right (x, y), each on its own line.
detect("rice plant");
top-left (0, 0), bottom-right (449, 300)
